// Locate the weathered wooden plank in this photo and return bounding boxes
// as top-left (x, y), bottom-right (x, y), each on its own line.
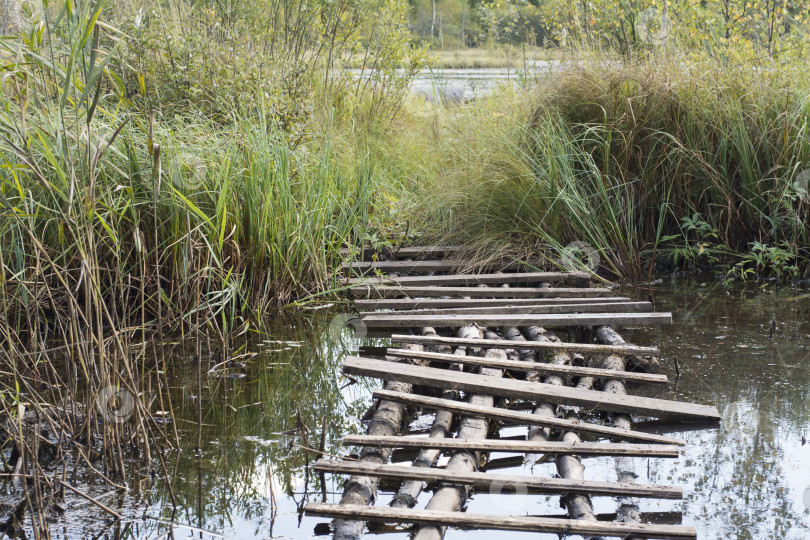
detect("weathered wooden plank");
top-left (360, 312), bottom-right (672, 328)
top-left (314, 459), bottom-right (683, 499)
top-left (373, 389), bottom-right (685, 445)
top-left (383, 349), bottom-right (668, 384)
top-left (362, 301), bottom-right (652, 317)
top-left (342, 435), bottom-right (680, 457)
top-left (345, 358), bottom-right (720, 421)
top-left (305, 504), bottom-right (698, 539)
top-left (391, 333), bottom-right (659, 356)
top-left (342, 259), bottom-right (534, 273)
top-left (349, 285), bottom-right (614, 299)
top-left (347, 271), bottom-right (590, 287)
top-left (353, 296), bottom-right (632, 310)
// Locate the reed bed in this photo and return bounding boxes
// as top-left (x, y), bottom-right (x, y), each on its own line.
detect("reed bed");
top-left (0, 3), bottom-right (390, 534)
top-left (418, 56), bottom-right (810, 280)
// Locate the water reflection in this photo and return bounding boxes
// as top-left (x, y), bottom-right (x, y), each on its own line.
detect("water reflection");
top-left (17, 280), bottom-right (810, 538)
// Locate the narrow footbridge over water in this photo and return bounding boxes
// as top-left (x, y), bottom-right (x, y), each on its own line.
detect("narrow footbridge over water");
top-left (305, 247), bottom-right (720, 540)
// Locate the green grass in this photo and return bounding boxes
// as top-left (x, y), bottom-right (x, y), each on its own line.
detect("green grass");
top-left (413, 55), bottom-right (810, 281)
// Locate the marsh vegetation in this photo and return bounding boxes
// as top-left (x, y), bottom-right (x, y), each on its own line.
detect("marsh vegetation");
top-left (0, 0), bottom-right (808, 537)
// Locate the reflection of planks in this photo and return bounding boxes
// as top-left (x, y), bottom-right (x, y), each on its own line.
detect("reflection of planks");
top-left (305, 247), bottom-right (719, 540)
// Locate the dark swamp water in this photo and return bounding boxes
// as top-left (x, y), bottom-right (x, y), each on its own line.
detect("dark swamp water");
top-left (7, 278), bottom-right (810, 539)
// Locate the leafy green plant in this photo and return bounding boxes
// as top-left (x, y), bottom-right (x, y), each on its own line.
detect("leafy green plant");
top-left (725, 242), bottom-right (799, 284)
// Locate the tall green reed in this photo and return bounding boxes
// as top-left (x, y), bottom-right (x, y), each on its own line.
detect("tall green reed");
top-left (0, 2), bottom-right (384, 531)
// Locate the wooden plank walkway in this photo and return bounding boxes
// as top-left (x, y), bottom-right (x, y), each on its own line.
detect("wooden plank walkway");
top-left (304, 247), bottom-right (719, 539)
top-left (307, 504), bottom-right (698, 539)
top-left (342, 435), bottom-right (682, 457)
top-left (354, 295), bottom-right (633, 310)
top-left (345, 357), bottom-right (718, 419)
top-left (382, 348), bottom-right (669, 383)
top-left (346, 270), bottom-right (590, 286)
top-left (372, 389), bottom-right (686, 444)
top-left (315, 459), bottom-right (684, 498)
top-left (350, 285), bottom-right (615, 298)
top-left (360, 311), bottom-right (672, 328)
top-left (390, 333), bottom-right (660, 355)
top-left (361, 300), bottom-right (654, 316)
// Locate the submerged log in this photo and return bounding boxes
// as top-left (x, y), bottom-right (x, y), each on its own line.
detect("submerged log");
top-left (522, 326), bottom-right (600, 535)
top-left (390, 325), bottom-right (482, 509)
top-left (412, 330), bottom-right (506, 540)
top-left (595, 326), bottom-right (643, 532)
top-left (334, 326), bottom-right (433, 540)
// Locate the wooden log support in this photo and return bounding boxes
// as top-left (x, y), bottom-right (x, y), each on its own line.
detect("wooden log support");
top-left (408, 329), bottom-right (507, 540)
top-left (390, 333), bottom-right (659, 356)
top-left (349, 285), bottom-right (615, 299)
top-left (332, 326), bottom-right (433, 539)
top-left (355, 297), bottom-right (633, 310)
top-left (390, 326), bottom-right (481, 509)
top-left (361, 312), bottom-right (672, 328)
top-left (362, 301), bottom-right (652, 317)
top-left (344, 358), bottom-right (721, 421)
top-left (342, 435), bottom-right (680, 457)
top-left (305, 504), bottom-right (698, 540)
top-left (383, 348), bottom-right (668, 384)
top-left (515, 326), bottom-right (599, 535)
top-left (373, 389), bottom-right (685, 445)
top-left (596, 326), bottom-right (646, 532)
top-left (346, 271), bottom-right (591, 287)
top-left (314, 460), bottom-right (683, 499)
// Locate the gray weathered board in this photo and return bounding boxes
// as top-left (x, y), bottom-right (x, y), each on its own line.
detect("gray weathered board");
top-left (349, 285), bottom-right (615, 299)
top-left (362, 300), bottom-right (652, 317)
top-left (315, 459), bottom-right (683, 499)
top-left (345, 358), bottom-right (721, 420)
top-left (342, 259), bottom-right (535, 273)
top-left (305, 504), bottom-right (698, 539)
top-left (383, 348), bottom-right (668, 383)
top-left (360, 311), bottom-right (672, 328)
top-left (390, 333), bottom-right (659, 356)
top-left (373, 389), bottom-right (685, 445)
top-left (347, 271), bottom-right (590, 286)
top-left (354, 296), bottom-right (633, 310)
top-left (342, 435), bottom-right (680, 457)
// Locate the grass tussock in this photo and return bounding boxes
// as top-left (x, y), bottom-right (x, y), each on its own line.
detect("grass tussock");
top-left (418, 55), bottom-right (810, 280)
